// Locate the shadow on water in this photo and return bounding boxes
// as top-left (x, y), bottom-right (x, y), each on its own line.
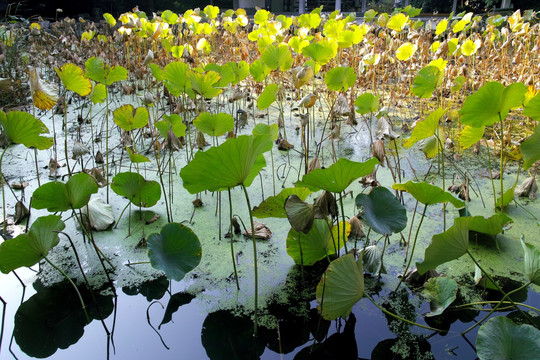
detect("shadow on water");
top-left (6, 266), bottom-right (540, 359)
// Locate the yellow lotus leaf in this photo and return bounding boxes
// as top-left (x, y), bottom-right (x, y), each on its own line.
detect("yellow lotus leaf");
top-left (55, 63), bottom-right (92, 96)
top-left (435, 19), bottom-right (447, 36)
top-left (387, 13), bottom-right (409, 32)
top-left (28, 67), bottom-right (58, 110)
top-left (428, 58), bottom-right (447, 71)
top-left (461, 39), bottom-right (477, 56)
top-left (396, 42), bottom-right (418, 61)
top-left (430, 41), bottom-right (441, 53)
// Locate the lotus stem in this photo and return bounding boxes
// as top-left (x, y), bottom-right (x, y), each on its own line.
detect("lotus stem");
top-left (462, 250), bottom-right (535, 334)
top-left (365, 294), bottom-right (443, 332)
top-left (43, 255), bottom-right (89, 322)
top-left (455, 301), bottom-right (540, 314)
top-left (395, 203), bottom-right (428, 292)
top-left (241, 184), bottom-right (258, 335)
top-left (338, 193), bottom-right (348, 254)
top-left (227, 188), bottom-right (240, 291)
top-left (0, 295), bottom-right (6, 354)
top-left (0, 147), bottom-right (7, 235)
top-left (498, 112), bottom-right (504, 211)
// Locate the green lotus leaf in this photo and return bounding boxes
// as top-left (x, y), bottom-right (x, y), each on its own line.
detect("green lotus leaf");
top-left (254, 9), bottom-right (270, 24)
top-left (194, 112), bottom-right (234, 137)
top-left (111, 172), bottom-right (161, 207)
top-left (422, 277), bottom-right (458, 317)
top-left (495, 185), bottom-right (516, 208)
top-left (459, 125), bottom-right (485, 149)
top-left (361, 245), bottom-right (384, 274)
top-left (521, 238), bottom-right (540, 286)
top-left (354, 93), bottom-right (379, 114)
top-left (476, 316), bottom-right (540, 360)
top-left (188, 70), bottom-right (222, 99)
top-left (411, 65), bottom-right (442, 98)
top-left (32, 173), bottom-right (98, 212)
top-left (416, 216), bottom-right (470, 275)
top-left (147, 223), bottom-right (202, 282)
top-left (261, 44), bottom-right (292, 71)
top-left (392, 180), bottom-right (465, 208)
top-left (161, 10), bottom-right (179, 24)
top-left (460, 81), bottom-right (526, 127)
top-left (403, 107), bottom-right (446, 148)
top-left (418, 135), bottom-right (440, 159)
top-left (301, 157), bottom-right (379, 193)
top-left (364, 9), bottom-right (377, 23)
top-left (468, 213), bottom-right (512, 236)
top-left (85, 57), bottom-right (127, 85)
top-left (55, 63), bottom-right (91, 96)
top-left (0, 215), bottom-right (65, 273)
top-left (155, 114), bottom-right (186, 139)
top-left (249, 59), bottom-right (271, 82)
top-left (205, 63), bottom-right (235, 88)
top-left (298, 12), bottom-right (321, 28)
top-left (252, 187), bottom-right (311, 218)
top-left (521, 123), bottom-right (540, 170)
top-left (106, 66), bottom-right (127, 85)
top-left (286, 219), bottom-right (350, 265)
top-left (0, 111), bottom-right (53, 150)
top-left (451, 75), bottom-right (466, 93)
top-left (284, 195), bottom-right (315, 233)
top-left (355, 186), bottom-right (407, 235)
top-left (149, 63), bottom-right (164, 82)
top-left (252, 123), bottom-right (279, 141)
top-left (180, 135), bottom-right (273, 194)
top-left (257, 83), bottom-right (279, 110)
top-left (126, 147), bottom-right (150, 163)
top-left (301, 40), bottom-right (337, 65)
top-left (89, 83), bottom-right (107, 104)
top-left (524, 93), bottom-right (540, 120)
top-left (324, 66), bottom-right (356, 92)
top-left (113, 104), bottom-right (149, 131)
top-left (316, 254), bottom-right (364, 320)
top-left (163, 61), bottom-right (193, 97)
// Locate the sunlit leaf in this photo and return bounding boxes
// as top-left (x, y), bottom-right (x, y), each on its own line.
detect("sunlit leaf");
top-left (32, 173), bottom-right (98, 212)
top-left (521, 123), bottom-right (540, 169)
top-left (126, 147), bottom-right (150, 163)
top-left (193, 112), bottom-right (234, 137)
top-left (0, 111), bottom-right (53, 150)
top-left (180, 135), bottom-right (273, 193)
top-left (411, 65), bottom-right (443, 98)
top-left (261, 44), bottom-right (292, 71)
top-left (103, 13), bottom-right (116, 26)
top-left (301, 40), bottom-right (337, 65)
top-left (301, 157), bottom-right (379, 193)
top-left (0, 215), bottom-right (65, 273)
top-left (249, 59), bottom-right (271, 82)
top-left (257, 83), bottom-right (279, 110)
top-left (461, 39), bottom-right (478, 56)
top-left (459, 125), bottom-right (485, 149)
top-left (403, 108), bottom-right (446, 147)
top-left (113, 104), bottom-right (149, 131)
top-left (188, 70), bottom-right (222, 99)
top-left (395, 42), bottom-right (417, 61)
top-left (55, 63), bottom-right (91, 96)
top-left (521, 238), bottom-right (540, 286)
top-left (451, 75), bottom-right (466, 93)
top-left (89, 83), bottom-right (107, 104)
top-left (354, 93), bottom-right (379, 114)
top-left (252, 123), bottom-right (279, 141)
top-left (163, 61), bottom-right (193, 97)
top-left (393, 181), bottom-right (465, 207)
top-left (387, 13), bottom-right (408, 32)
top-left (155, 114), bottom-right (186, 139)
top-left (325, 66), bottom-right (356, 92)
top-left (111, 172), bottom-right (161, 207)
top-left (523, 93), bottom-right (540, 120)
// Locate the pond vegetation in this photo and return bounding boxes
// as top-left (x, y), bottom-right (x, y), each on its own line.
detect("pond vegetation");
top-left (0, 4), bottom-right (540, 359)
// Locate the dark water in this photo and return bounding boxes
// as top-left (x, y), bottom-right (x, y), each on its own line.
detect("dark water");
top-left (3, 263), bottom-right (538, 360)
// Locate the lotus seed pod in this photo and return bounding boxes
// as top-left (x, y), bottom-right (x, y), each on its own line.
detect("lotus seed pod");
top-left (372, 139), bottom-right (386, 167)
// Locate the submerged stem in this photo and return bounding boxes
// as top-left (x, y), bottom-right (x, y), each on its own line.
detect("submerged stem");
top-left (227, 188), bottom-right (240, 291)
top-left (241, 184), bottom-right (258, 336)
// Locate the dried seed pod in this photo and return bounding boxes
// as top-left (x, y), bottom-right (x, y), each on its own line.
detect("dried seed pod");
top-left (445, 138), bottom-right (454, 149)
top-left (143, 49), bottom-right (154, 66)
top-left (299, 113), bottom-right (309, 127)
top-left (49, 158), bottom-right (60, 178)
top-left (372, 139), bottom-right (386, 167)
top-left (308, 156), bottom-right (320, 173)
top-left (192, 198), bottom-right (203, 207)
top-left (348, 216), bottom-right (365, 239)
top-left (72, 141), bottom-right (89, 159)
top-left (95, 151), bottom-right (104, 164)
top-left (277, 139), bottom-right (294, 151)
top-left (141, 91), bottom-right (154, 106)
top-left (166, 129), bottom-right (183, 152)
top-left (14, 201), bottom-right (29, 224)
top-left (236, 109), bottom-right (248, 128)
top-left (515, 176), bottom-right (538, 200)
top-left (243, 221), bottom-right (272, 240)
top-left (314, 191), bottom-right (338, 220)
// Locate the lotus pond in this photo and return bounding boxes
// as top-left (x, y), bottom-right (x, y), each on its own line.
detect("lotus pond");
top-left (1, 5), bottom-right (540, 359)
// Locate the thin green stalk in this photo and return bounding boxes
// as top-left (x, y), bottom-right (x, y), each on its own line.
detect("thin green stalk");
top-left (43, 255), bottom-right (89, 322)
top-left (297, 232), bottom-right (304, 281)
top-left (498, 113), bottom-right (504, 211)
top-left (241, 184), bottom-right (258, 335)
top-left (365, 294), bottom-right (442, 332)
top-left (462, 250), bottom-right (535, 334)
top-left (485, 141), bottom-right (497, 209)
top-left (395, 204), bottom-right (428, 292)
top-left (227, 188), bottom-right (240, 290)
top-left (105, 92), bottom-right (110, 203)
top-left (455, 300), bottom-right (540, 313)
top-left (0, 147), bottom-right (7, 235)
top-left (338, 193), bottom-right (348, 254)
top-left (63, 92), bottom-right (72, 177)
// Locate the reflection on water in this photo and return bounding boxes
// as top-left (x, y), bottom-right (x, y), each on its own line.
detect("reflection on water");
top-left (3, 266), bottom-right (540, 359)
